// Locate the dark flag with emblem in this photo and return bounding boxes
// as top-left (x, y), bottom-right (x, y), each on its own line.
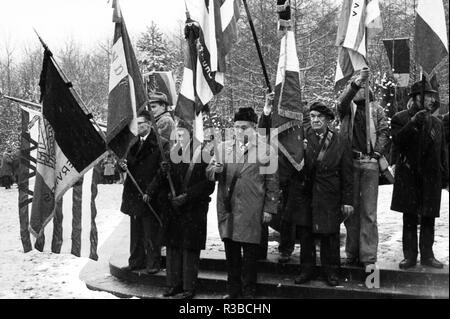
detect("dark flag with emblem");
top-left (107, 0), bottom-right (147, 158)
top-left (29, 49), bottom-right (107, 245)
top-left (175, 0), bottom-right (241, 141)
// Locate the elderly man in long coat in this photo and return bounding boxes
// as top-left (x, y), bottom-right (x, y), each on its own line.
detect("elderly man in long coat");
top-left (162, 119), bottom-right (215, 299)
top-left (207, 107), bottom-right (279, 299)
top-left (290, 102), bottom-right (353, 287)
top-left (391, 80), bottom-right (449, 270)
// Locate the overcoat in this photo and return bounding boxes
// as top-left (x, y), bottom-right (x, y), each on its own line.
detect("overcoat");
top-left (0, 151), bottom-right (14, 177)
top-left (166, 142), bottom-right (215, 250)
top-left (120, 130), bottom-right (169, 219)
top-left (390, 108), bottom-right (448, 217)
top-left (290, 127), bottom-right (353, 234)
top-left (206, 138), bottom-right (279, 245)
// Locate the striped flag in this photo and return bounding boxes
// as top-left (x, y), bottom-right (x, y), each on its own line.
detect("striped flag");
top-left (29, 49), bottom-right (107, 244)
top-left (415, 0), bottom-right (449, 74)
top-left (175, 0), bottom-right (241, 141)
top-left (334, 0), bottom-right (382, 89)
top-left (143, 71), bottom-right (177, 109)
top-left (272, 30), bottom-right (304, 171)
top-left (107, 0), bottom-right (147, 158)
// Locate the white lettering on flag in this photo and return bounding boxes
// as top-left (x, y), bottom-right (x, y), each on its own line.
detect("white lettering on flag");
top-left (109, 39), bottom-right (129, 92)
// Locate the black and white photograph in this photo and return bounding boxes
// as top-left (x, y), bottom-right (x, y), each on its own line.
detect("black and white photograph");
top-left (0, 0), bottom-right (448, 305)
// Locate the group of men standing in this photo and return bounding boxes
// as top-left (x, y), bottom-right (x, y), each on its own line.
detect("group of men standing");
top-left (117, 66), bottom-right (448, 299)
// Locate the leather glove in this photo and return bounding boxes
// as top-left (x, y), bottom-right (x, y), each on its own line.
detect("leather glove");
top-left (171, 193), bottom-right (188, 207)
top-left (160, 161), bottom-right (171, 174)
top-left (411, 109), bottom-right (429, 126)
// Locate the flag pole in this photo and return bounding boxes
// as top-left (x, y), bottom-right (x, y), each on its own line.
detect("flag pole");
top-left (33, 29), bottom-right (163, 226)
top-left (364, 0), bottom-right (371, 155)
top-left (242, 0), bottom-right (272, 93)
top-left (0, 93), bottom-right (42, 110)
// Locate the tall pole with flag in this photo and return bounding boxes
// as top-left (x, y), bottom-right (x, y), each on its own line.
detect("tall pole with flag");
top-left (175, 0), bottom-right (241, 142)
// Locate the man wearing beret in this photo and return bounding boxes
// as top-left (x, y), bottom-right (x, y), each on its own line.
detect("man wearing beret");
top-left (291, 102), bottom-right (353, 286)
top-left (390, 80), bottom-right (448, 269)
top-left (337, 68), bottom-right (389, 268)
top-left (149, 92), bottom-right (176, 141)
top-left (206, 107), bottom-right (279, 299)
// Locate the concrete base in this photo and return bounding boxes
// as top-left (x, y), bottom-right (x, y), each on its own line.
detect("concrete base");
top-left (82, 216), bottom-right (449, 299)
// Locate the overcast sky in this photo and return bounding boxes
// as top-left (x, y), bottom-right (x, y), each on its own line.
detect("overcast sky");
top-left (0, 0), bottom-right (186, 54)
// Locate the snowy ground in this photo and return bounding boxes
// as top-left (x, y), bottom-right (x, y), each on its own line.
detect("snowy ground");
top-left (0, 182), bottom-right (448, 299)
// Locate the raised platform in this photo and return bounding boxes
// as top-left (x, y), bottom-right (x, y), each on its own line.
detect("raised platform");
top-left (82, 217), bottom-right (449, 299)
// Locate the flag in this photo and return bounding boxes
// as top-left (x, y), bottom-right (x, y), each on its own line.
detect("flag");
top-left (415, 0), bottom-right (449, 74)
top-left (143, 71), bottom-right (177, 108)
top-left (334, 0), bottom-right (383, 89)
top-left (272, 30), bottom-right (304, 171)
top-left (107, 0), bottom-right (147, 158)
top-left (29, 49), bottom-right (107, 241)
top-left (383, 38), bottom-right (410, 87)
top-left (175, 0), bottom-right (241, 141)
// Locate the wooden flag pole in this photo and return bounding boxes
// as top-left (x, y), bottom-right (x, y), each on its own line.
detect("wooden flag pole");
top-left (243, 0), bottom-right (273, 93)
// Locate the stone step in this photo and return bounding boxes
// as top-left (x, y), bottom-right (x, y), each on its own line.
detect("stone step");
top-left (158, 250), bottom-right (449, 288)
top-left (108, 253), bottom-right (449, 299)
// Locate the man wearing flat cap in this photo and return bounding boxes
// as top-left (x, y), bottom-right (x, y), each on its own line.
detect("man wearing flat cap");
top-left (290, 102), bottom-right (353, 286)
top-left (149, 92), bottom-right (176, 141)
top-left (337, 68), bottom-right (389, 269)
top-left (390, 79), bottom-right (448, 270)
top-left (206, 107), bottom-right (279, 299)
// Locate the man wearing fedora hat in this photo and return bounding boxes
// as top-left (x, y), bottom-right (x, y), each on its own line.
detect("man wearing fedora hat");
top-left (149, 92), bottom-right (176, 141)
top-left (337, 68), bottom-right (389, 269)
top-left (390, 79), bottom-right (448, 270)
top-left (291, 102), bottom-right (353, 286)
top-left (206, 107), bottom-right (279, 299)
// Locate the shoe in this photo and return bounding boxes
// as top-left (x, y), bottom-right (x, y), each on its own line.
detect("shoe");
top-left (326, 273), bottom-right (339, 287)
top-left (122, 264), bottom-right (144, 271)
top-left (399, 258), bottom-right (417, 269)
top-left (421, 257), bottom-right (444, 269)
top-left (294, 271), bottom-right (314, 285)
top-left (163, 286), bottom-right (183, 297)
top-left (176, 290), bottom-right (195, 299)
top-left (146, 267), bottom-right (161, 274)
top-left (278, 253), bottom-right (291, 264)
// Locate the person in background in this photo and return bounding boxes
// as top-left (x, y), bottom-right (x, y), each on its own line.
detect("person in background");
top-left (149, 92), bottom-right (176, 141)
top-left (390, 80), bottom-right (448, 270)
top-left (0, 148), bottom-right (14, 189)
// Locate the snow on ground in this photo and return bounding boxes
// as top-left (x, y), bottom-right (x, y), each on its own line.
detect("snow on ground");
top-left (0, 183), bottom-right (448, 298)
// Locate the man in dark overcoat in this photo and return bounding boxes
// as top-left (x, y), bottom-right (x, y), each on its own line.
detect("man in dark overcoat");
top-left (391, 80), bottom-right (449, 269)
top-left (290, 102), bottom-right (353, 286)
top-left (119, 110), bottom-right (170, 274)
top-left (162, 119), bottom-right (215, 299)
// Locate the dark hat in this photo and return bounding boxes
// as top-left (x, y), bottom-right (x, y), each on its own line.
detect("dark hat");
top-left (408, 80), bottom-right (438, 97)
top-left (309, 101), bottom-right (335, 120)
top-left (138, 110), bottom-right (152, 122)
top-left (234, 107), bottom-right (258, 123)
top-left (149, 92), bottom-right (169, 105)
